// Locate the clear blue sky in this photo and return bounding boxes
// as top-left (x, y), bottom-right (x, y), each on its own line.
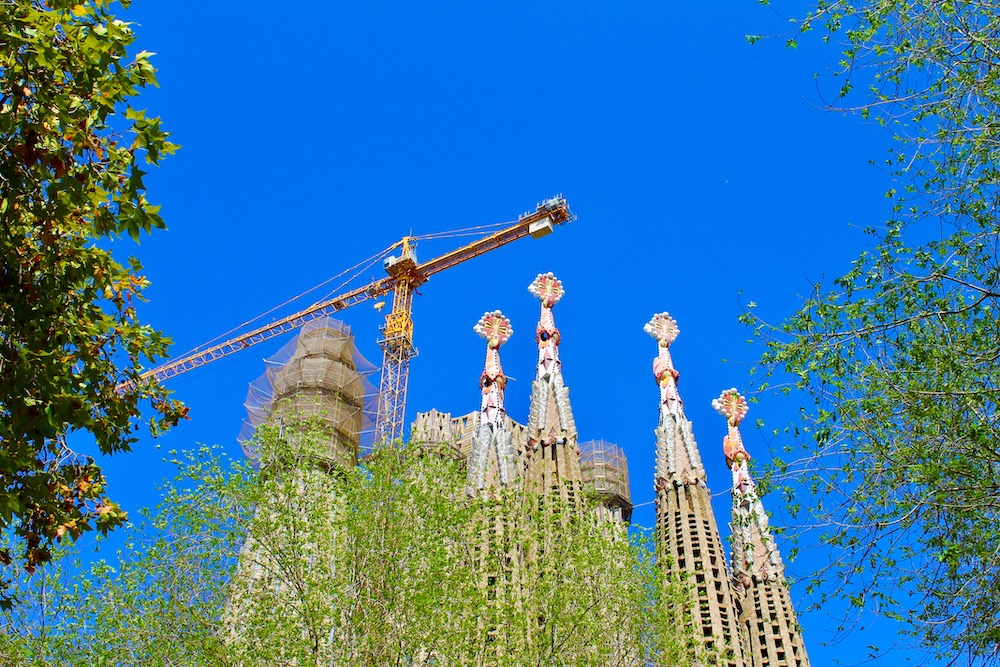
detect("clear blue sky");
top-left (86, 1), bottom-right (928, 664)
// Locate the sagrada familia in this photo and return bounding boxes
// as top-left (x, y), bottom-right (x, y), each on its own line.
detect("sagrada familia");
top-left (241, 271), bottom-right (811, 667)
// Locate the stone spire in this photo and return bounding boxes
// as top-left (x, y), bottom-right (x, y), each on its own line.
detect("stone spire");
top-left (714, 389), bottom-right (810, 667)
top-left (646, 313), bottom-right (745, 667)
top-left (713, 389), bottom-right (784, 584)
top-left (524, 273), bottom-right (582, 501)
top-left (645, 312), bottom-right (705, 485)
top-left (467, 311), bottom-right (516, 494)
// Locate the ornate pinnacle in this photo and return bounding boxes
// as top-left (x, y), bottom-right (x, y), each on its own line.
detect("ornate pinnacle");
top-left (474, 310), bottom-right (513, 349)
top-left (645, 313), bottom-right (682, 418)
top-left (647, 311), bottom-right (703, 484)
top-left (525, 273), bottom-right (578, 444)
top-left (644, 312), bottom-right (679, 348)
top-left (713, 387), bottom-right (749, 426)
top-left (469, 311), bottom-right (516, 491)
top-left (645, 312), bottom-right (680, 388)
top-left (719, 387), bottom-right (784, 583)
top-left (528, 272), bottom-right (564, 308)
top-left (528, 273), bottom-right (564, 379)
top-left (713, 388), bottom-right (750, 466)
top-left (474, 311), bottom-right (511, 426)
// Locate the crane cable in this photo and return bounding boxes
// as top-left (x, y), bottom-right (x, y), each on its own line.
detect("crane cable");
top-left (171, 241), bottom-right (399, 360)
top-left (410, 220), bottom-right (512, 242)
top-left (170, 221), bottom-right (512, 360)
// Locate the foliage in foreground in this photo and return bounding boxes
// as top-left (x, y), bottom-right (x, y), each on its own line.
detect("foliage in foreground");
top-left (746, 0), bottom-right (1000, 663)
top-left (0, 424), bottom-right (690, 666)
top-left (0, 0), bottom-right (184, 593)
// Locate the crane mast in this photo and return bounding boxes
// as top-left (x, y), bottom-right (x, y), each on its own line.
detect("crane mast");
top-left (376, 236), bottom-right (421, 445)
top-left (133, 196), bottom-right (574, 444)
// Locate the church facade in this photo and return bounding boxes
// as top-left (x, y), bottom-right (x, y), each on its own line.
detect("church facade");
top-left (412, 273), bottom-right (810, 667)
top-left (238, 271), bottom-right (810, 667)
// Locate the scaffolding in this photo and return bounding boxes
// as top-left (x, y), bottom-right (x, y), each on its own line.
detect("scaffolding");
top-left (579, 440), bottom-right (632, 521)
top-left (239, 318), bottom-right (379, 467)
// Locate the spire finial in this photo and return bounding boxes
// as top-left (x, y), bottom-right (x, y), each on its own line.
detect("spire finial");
top-left (528, 272), bottom-right (564, 379)
top-left (528, 272), bottom-right (564, 308)
top-left (713, 388), bottom-right (751, 466)
top-left (645, 312), bottom-right (682, 417)
top-left (644, 311), bottom-right (679, 349)
top-left (474, 310), bottom-right (513, 350)
top-left (468, 311), bottom-right (516, 491)
top-left (473, 310), bottom-right (512, 427)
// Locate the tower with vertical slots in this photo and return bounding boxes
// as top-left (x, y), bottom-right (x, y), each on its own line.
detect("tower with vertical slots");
top-left (645, 312), bottom-right (747, 667)
top-left (715, 389), bottom-right (811, 667)
top-left (236, 277), bottom-right (811, 667)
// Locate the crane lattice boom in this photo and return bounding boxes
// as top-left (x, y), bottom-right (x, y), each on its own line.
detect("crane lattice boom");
top-left (134, 196), bottom-right (574, 443)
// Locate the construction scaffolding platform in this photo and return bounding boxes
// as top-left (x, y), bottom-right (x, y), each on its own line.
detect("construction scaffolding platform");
top-left (579, 440), bottom-right (632, 522)
top-left (239, 318), bottom-right (379, 467)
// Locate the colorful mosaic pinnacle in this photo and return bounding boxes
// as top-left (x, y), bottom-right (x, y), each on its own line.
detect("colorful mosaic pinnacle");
top-left (644, 312), bottom-right (682, 417)
top-left (643, 311), bottom-right (679, 347)
top-left (474, 310), bottom-right (512, 427)
top-left (474, 310), bottom-right (513, 349)
top-left (524, 272), bottom-right (581, 497)
top-left (528, 272), bottom-right (564, 379)
top-left (713, 388), bottom-right (751, 466)
top-left (468, 310), bottom-right (515, 491)
top-left (527, 271), bottom-right (564, 308)
top-left (645, 309), bottom-right (703, 484)
top-left (713, 387), bottom-right (749, 426)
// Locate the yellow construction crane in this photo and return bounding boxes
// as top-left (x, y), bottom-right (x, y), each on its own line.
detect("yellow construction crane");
top-left (136, 196), bottom-right (575, 444)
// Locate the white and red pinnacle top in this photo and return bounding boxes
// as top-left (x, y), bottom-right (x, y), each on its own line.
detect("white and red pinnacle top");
top-left (713, 387), bottom-right (751, 468)
top-left (528, 272), bottom-right (564, 380)
top-left (473, 310), bottom-right (513, 428)
top-left (713, 388), bottom-right (785, 583)
top-left (645, 311), bottom-right (707, 486)
top-left (644, 312), bottom-right (682, 418)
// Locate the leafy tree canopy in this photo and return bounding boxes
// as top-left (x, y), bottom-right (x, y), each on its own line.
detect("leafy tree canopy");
top-left (745, 0), bottom-right (1000, 662)
top-left (0, 426), bottom-right (692, 666)
top-left (0, 0), bottom-right (184, 596)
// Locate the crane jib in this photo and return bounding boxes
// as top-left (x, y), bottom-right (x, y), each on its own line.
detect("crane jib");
top-left (131, 196), bottom-right (574, 444)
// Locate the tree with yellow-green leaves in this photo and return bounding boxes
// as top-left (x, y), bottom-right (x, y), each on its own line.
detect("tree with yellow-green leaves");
top-left (745, 1), bottom-right (1000, 662)
top-left (0, 424), bottom-right (692, 667)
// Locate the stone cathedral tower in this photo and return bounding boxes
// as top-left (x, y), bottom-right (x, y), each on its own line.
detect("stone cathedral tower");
top-left (523, 272), bottom-right (583, 503)
top-left (390, 281), bottom-right (813, 667)
top-left (230, 263), bottom-right (817, 666)
top-left (715, 389), bottom-right (810, 667)
top-left (645, 312), bottom-right (746, 667)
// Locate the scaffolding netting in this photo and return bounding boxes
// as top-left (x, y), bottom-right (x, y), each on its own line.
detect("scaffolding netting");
top-left (579, 439), bottom-right (631, 505)
top-left (238, 317), bottom-right (379, 462)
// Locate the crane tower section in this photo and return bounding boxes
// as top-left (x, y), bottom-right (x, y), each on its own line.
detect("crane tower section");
top-left (376, 237), bottom-right (423, 445)
top-left (373, 197), bottom-right (573, 444)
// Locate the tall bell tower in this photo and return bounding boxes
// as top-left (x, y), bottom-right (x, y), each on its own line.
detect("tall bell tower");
top-left (647, 312), bottom-right (745, 667)
top-left (715, 388), bottom-right (810, 667)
